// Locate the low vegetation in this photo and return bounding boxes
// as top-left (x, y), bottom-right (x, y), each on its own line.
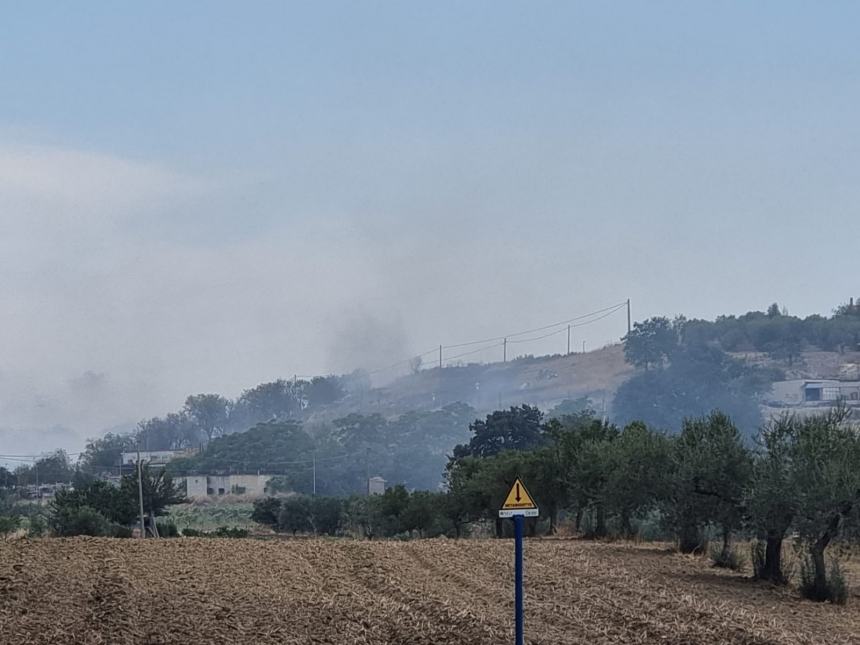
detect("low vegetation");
top-left (240, 403), bottom-right (860, 604)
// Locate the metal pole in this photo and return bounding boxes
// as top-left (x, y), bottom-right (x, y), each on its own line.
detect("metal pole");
top-left (627, 298), bottom-right (632, 334)
top-left (439, 345), bottom-right (442, 369)
top-left (567, 325), bottom-right (571, 356)
top-left (503, 338), bottom-right (507, 363)
top-left (137, 450), bottom-right (146, 538)
top-left (514, 514), bottom-right (524, 645)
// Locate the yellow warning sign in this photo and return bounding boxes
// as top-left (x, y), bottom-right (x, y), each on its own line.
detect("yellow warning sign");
top-left (500, 478), bottom-right (538, 513)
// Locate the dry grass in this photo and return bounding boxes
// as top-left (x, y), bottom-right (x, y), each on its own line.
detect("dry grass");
top-left (1, 537), bottom-right (858, 644)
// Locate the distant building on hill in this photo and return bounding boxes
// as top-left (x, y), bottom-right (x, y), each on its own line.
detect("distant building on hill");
top-left (178, 473), bottom-right (273, 499)
top-left (768, 379), bottom-right (860, 406)
top-left (368, 476), bottom-right (386, 495)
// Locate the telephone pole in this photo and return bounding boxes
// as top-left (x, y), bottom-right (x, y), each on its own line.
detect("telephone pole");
top-left (627, 298), bottom-right (632, 334)
top-left (312, 452), bottom-right (317, 496)
top-left (567, 325), bottom-right (571, 356)
top-left (137, 450), bottom-right (146, 538)
top-left (439, 345), bottom-right (442, 369)
top-left (503, 338), bottom-right (507, 362)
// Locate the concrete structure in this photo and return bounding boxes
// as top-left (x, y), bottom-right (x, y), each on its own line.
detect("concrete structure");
top-left (179, 474), bottom-right (273, 499)
top-left (368, 476), bottom-right (386, 496)
top-left (768, 379), bottom-right (860, 406)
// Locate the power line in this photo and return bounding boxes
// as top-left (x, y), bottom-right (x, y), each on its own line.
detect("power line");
top-left (504, 301), bottom-right (628, 339)
top-left (442, 341), bottom-right (506, 364)
top-left (368, 299), bottom-right (629, 375)
top-left (507, 327), bottom-right (569, 345)
top-left (442, 301), bottom-right (626, 350)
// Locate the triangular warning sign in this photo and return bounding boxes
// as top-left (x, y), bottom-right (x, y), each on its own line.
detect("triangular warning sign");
top-left (501, 478), bottom-right (537, 510)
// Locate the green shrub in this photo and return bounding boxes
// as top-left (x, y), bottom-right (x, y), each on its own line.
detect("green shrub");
top-left (709, 544), bottom-right (747, 571)
top-left (27, 514), bottom-right (47, 537)
top-left (250, 497), bottom-right (281, 528)
top-left (212, 526), bottom-right (249, 538)
top-left (51, 505), bottom-right (112, 537)
top-left (181, 526), bottom-right (248, 538)
top-left (0, 515), bottom-right (20, 539)
top-left (156, 520), bottom-right (180, 537)
top-left (827, 559), bottom-right (849, 605)
top-left (111, 524), bottom-right (133, 538)
top-left (799, 554), bottom-right (849, 604)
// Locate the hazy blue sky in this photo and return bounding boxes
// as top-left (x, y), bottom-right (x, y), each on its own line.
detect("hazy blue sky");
top-left (1, 2), bottom-right (859, 453)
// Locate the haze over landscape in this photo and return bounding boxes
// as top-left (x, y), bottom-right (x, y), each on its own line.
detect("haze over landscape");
top-left (6, 5), bottom-right (860, 644)
top-left (2, 2), bottom-right (860, 455)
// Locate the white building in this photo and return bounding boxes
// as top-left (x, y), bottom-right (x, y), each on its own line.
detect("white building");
top-left (768, 379), bottom-right (860, 406)
top-left (368, 476), bottom-right (386, 496)
top-left (179, 474), bottom-right (273, 499)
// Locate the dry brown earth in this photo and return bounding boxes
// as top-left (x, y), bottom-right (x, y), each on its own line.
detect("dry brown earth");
top-left (1, 537), bottom-right (858, 644)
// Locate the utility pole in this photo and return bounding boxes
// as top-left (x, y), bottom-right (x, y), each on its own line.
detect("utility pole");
top-left (627, 298), bottom-right (632, 334)
top-left (567, 325), bottom-right (571, 356)
top-left (312, 452), bottom-right (317, 496)
top-left (503, 338), bottom-right (507, 362)
top-left (439, 345), bottom-right (442, 369)
top-left (137, 450), bottom-right (146, 538)
top-left (582, 340), bottom-right (586, 354)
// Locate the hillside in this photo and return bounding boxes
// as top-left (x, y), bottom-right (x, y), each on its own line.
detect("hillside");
top-left (308, 345), bottom-right (860, 426)
top-left (737, 349), bottom-right (860, 381)
top-left (307, 345), bottom-right (633, 424)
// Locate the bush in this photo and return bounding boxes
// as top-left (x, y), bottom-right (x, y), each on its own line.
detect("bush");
top-left (251, 497), bottom-right (281, 528)
top-left (827, 559), bottom-right (849, 605)
top-left (111, 525), bottom-right (133, 538)
top-left (181, 526), bottom-right (248, 538)
top-left (799, 554), bottom-right (849, 604)
top-left (51, 505), bottom-right (112, 537)
top-left (212, 526), bottom-right (249, 538)
top-left (156, 520), bottom-right (180, 538)
top-left (709, 544), bottom-right (747, 571)
top-left (0, 515), bottom-right (20, 539)
top-left (28, 514), bottom-right (47, 538)
top-left (278, 496), bottom-right (312, 535)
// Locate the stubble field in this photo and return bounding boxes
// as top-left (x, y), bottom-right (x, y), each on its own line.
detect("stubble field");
top-left (0, 537), bottom-right (858, 644)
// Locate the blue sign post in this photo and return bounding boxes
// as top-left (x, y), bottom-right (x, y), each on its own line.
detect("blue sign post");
top-left (513, 513), bottom-right (524, 645)
top-left (499, 478), bottom-right (538, 645)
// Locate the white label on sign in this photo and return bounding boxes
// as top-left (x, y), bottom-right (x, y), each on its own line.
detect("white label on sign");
top-left (499, 508), bottom-right (539, 518)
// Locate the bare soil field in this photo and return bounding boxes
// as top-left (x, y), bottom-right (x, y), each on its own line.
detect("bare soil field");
top-left (1, 537), bottom-right (858, 644)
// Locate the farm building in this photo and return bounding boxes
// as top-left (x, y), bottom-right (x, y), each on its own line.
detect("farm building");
top-left (368, 476), bottom-right (386, 495)
top-left (179, 474), bottom-right (273, 499)
top-left (768, 379), bottom-right (860, 406)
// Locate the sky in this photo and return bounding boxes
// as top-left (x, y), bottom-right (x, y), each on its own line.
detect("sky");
top-left (1, 2), bottom-right (860, 455)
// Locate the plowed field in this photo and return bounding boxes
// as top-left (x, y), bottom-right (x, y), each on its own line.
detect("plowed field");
top-left (1, 537), bottom-right (857, 644)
